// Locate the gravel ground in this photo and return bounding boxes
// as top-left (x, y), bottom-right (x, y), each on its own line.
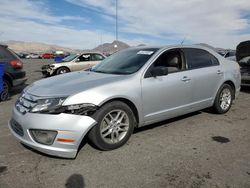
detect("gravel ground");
top-left (0, 59), bottom-right (250, 188)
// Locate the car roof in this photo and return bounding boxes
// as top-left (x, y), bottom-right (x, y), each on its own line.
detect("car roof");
top-left (127, 44), bottom-right (218, 53)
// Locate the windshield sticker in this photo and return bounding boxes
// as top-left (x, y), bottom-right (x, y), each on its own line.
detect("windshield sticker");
top-left (137, 50), bottom-right (154, 55)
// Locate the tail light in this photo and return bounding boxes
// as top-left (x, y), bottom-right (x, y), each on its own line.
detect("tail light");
top-left (10, 60), bottom-right (23, 69)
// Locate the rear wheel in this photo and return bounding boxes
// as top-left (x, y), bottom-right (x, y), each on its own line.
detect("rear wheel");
top-left (56, 67), bottom-right (70, 75)
top-left (212, 84), bottom-right (233, 114)
top-left (88, 101), bottom-right (136, 150)
top-left (0, 79), bottom-right (10, 101)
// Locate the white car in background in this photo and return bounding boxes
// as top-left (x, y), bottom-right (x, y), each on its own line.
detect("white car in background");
top-left (41, 52), bottom-right (105, 76)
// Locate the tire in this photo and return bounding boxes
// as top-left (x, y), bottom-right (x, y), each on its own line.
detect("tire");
top-left (88, 101), bottom-right (136, 150)
top-left (0, 79), bottom-right (10, 101)
top-left (56, 67), bottom-right (70, 75)
top-left (212, 84), bottom-right (233, 114)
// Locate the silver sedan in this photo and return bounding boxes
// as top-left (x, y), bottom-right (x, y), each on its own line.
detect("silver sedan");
top-left (9, 45), bottom-right (241, 158)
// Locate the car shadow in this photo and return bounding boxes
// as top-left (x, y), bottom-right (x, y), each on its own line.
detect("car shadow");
top-left (21, 144), bottom-right (75, 160)
top-left (241, 86), bottom-right (250, 94)
top-left (11, 83), bottom-right (28, 96)
top-left (134, 111), bottom-right (201, 134)
top-left (65, 174), bottom-right (85, 188)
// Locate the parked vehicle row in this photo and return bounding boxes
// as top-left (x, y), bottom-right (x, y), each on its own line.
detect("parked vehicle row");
top-left (41, 52), bottom-right (106, 76)
top-left (0, 44), bottom-right (27, 101)
top-left (16, 52), bottom-right (71, 59)
top-left (9, 45), bottom-right (241, 158)
top-left (236, 41), bottom-right (250, 87)
top-left (217, 50), bottom-right (236, 61)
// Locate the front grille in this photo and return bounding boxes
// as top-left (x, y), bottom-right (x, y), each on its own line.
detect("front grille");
top-left (10, 119), bottom-right (24, 136)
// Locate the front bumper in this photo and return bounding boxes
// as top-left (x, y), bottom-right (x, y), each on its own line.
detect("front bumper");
top-left (41, 65), bottom-right (55, 76)
top-left (9, 107), bottom-right (97, 158)
top-left (13, 77), bottom-right (27, 87)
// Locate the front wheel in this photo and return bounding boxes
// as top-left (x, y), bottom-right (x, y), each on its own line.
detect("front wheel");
top-left (88, 101), bottom-right (136, 150)
top-left (212, 84), bottom-right (233, 114)
top-left (0, 79), bottom-right (10, 101)
top-left (56, 67), bottom-right (70, 75)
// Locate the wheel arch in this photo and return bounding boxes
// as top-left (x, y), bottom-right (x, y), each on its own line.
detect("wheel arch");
top-left (99, 97), bottom-right (140, 126)
top-left (223, 80), bottom-right (236, 99)
top-left (3, 73), bottom-right (13, 86)
top-left (55, 66), bottom-right (71, 74)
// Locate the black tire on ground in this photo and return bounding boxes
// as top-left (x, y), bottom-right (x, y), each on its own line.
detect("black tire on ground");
top-left (0, 79), bottom-right (10, 101)
top-left (56, 67), bottom-right (70, 75)
top-left (88, 101), bottom-right (136, 150)
top-left (212, 83), bottom-right (234, 114)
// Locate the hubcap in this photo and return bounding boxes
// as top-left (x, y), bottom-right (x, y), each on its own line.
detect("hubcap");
top-left (100, 110), bottom-right (129, 144)
top-left (59, 69), bottom-right (67, 74)
top-left (0, 81), bottom-right (9, 100)
top-left (219, 88), bottom-right (231, 110)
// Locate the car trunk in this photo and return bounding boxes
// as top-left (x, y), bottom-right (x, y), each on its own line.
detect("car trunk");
top-left (236, 40), bottom-right (250, 62)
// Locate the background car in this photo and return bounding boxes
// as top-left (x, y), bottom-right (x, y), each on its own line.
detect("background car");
top-left (217, 50), bottom-right (236, 61)
top-left (25, 53), bottom-right (40, 59)
top-left (41, 53), bottom-right (54, 59)
top-left (41, 52), bottom-right (105, 76)
top-left (0, 44), bottom-right (27, 101)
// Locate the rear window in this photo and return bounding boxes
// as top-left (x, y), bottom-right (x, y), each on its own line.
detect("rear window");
top-left (184, 48), bottom-right (219, 69)
top-left (0, 46), bottom-right (17, 60)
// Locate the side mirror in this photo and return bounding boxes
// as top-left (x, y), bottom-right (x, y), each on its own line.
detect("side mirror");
top-left (150, 66), bottom-right (168, 77)
top-left (75, 58), bottom-right (80, 62)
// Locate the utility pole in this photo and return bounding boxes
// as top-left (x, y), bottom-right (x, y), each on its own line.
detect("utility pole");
top-left (115, 0), bottom-right (118, 41)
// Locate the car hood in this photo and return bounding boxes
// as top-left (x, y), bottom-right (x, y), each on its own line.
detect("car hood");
top-left (26, 71), bottom-right (125, 97)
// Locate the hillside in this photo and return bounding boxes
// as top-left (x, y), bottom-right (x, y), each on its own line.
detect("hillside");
top-left (3, 40), bottom-right (130, 55)
top-left (93, 40), bottom-right (130, 55)
top-left (3, 41), bottom-right (79, 53)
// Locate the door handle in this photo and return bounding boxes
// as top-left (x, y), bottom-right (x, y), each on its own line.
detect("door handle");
top-left (181, 76), bottom-right (191, 82)
top-left (217, 70), bottom-right (223, 75)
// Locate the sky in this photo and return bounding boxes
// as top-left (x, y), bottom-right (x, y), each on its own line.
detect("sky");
top-left (0, 0), bottom-right (250, 49)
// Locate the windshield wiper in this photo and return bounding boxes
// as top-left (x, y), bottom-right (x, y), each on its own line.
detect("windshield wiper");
top-left (90, 69), bottom-right (108, 74)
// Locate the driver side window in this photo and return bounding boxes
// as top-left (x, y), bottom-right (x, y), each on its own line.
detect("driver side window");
top-left (78, 54), bottom-right (90, 61)
top-left (145, 49), bottom-right (184, 78)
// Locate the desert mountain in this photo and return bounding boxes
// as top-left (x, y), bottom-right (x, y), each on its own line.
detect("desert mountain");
top-left (3, 40), bottom-right (130, 55)
top-left (93, 40), bottom-right (130, 55)
top-left (3, 40), bottom-right (79, 53)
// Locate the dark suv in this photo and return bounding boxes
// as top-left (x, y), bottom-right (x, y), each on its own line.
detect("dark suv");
top-left (236, 41), bottom-right (250, 86)
top-left (0, 44), bottom-right (27, 101)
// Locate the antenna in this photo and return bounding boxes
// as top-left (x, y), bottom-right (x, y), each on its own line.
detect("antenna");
top-left (181, 36), bottom-right (186, 45)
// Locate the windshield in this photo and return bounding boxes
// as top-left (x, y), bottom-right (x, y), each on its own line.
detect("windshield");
top-left (90, 48), bottom-right (159, 74)
top-left (62, 54), bottom-right (77, 62)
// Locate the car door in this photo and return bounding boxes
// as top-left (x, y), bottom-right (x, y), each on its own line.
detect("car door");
top-left (72, 54), bottom-right (91, 71)
top-left (141, 48), bottom-right (193, 125)
top-left (182, 48), bottom-right (224, 109)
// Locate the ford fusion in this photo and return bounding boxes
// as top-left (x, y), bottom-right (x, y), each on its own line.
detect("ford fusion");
top-left (9, 45), bottom-right (241, 158)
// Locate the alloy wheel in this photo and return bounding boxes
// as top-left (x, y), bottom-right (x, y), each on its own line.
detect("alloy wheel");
top-left (100, 110), bottom-right (129, 144)
top-left (219, 88), bottom-right (231, 110)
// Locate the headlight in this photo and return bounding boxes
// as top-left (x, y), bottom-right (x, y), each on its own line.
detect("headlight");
top-left (49, 65), bottom-right (55, 68)
top-left (31, 97), bottom-right (66, 113)
top-left (30, 129), bottom-right (57, 145)
top-left (64, 103), bottom-right (98, 116)
top-left (30, 97), bottom-right (97, 116)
